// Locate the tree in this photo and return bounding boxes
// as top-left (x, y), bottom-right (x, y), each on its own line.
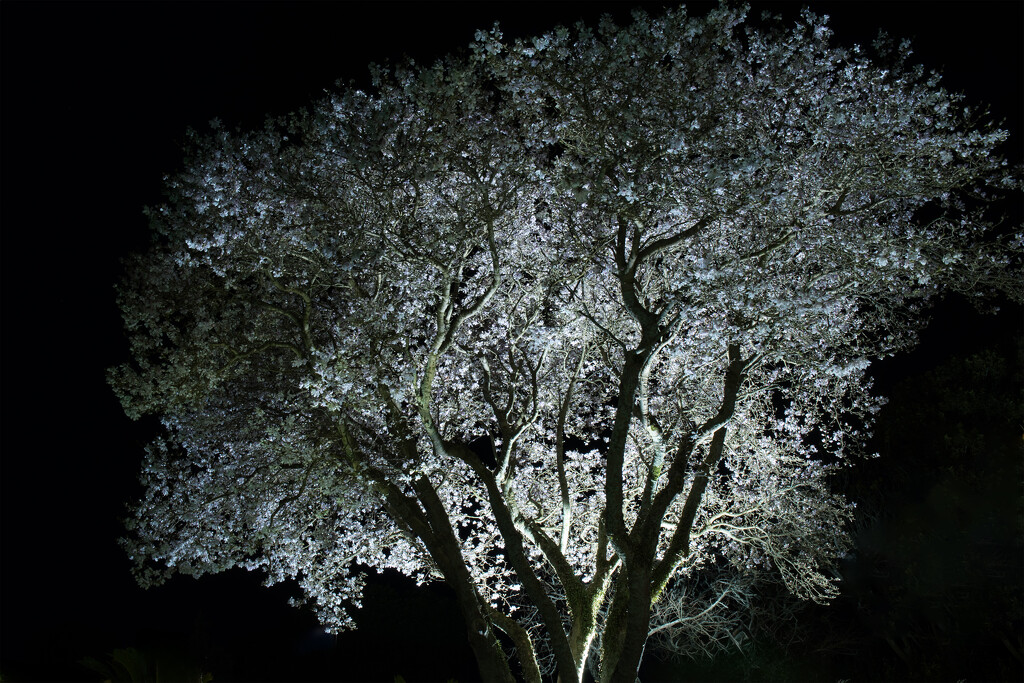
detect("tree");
top-left (110, 6), bottom-right (1021, 682)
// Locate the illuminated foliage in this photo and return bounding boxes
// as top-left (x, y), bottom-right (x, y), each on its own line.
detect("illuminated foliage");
top-left (111, 7), bottom-right (1021, 682)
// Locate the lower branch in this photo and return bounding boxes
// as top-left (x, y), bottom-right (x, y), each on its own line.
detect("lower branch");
top-left (490, 608), bottom-right (543, 683)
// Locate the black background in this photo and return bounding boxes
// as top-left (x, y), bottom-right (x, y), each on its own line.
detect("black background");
top-left (1, 2), bottom-right (1021, 681)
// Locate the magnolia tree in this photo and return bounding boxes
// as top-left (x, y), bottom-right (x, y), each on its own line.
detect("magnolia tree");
top-left (111, 6), bottom-right (1021, 682)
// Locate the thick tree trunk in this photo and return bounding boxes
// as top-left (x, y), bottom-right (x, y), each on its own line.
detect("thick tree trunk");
top-left (599, 575), bottom-right (630, 683)
top-left (607, 564), bottom-right (653, 683)
top-left (557, 620), bottom-right (597, 683)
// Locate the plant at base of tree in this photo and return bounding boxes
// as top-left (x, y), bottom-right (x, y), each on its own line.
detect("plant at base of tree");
top-left (110, 6), bottom-right (1022, 682)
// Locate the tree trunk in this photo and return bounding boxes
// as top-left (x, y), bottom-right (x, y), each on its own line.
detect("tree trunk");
top-left (459, 605), bottom-right (517, 683)
top-left (599, 576), bottom-right (630, 683)
top-left (557, 620), bottom-right (597, 683)
top-left (607, 563), bottom-right (653, 683)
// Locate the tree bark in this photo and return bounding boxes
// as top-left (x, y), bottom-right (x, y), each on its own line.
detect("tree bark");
top-left (599, 577), bottom-right (630, 683)
top-left (410, 475), bottom-right (519, 683)
top-left (607, 561), bottom-right (654, 683)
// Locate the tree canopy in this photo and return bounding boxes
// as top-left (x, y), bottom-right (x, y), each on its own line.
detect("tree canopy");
top-left (111, 6), bottom-right (1021, 682)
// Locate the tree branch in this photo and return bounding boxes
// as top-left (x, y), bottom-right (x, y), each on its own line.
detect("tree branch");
top-left (637, 214), bottom-right (714, 263)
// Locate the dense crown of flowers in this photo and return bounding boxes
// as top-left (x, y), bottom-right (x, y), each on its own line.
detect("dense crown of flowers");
top-left (112, 6), bottom-right (1020, 682)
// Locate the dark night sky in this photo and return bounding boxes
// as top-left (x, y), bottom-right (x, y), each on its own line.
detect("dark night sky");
top-left (1, 2), bottom-right (1021, 682)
